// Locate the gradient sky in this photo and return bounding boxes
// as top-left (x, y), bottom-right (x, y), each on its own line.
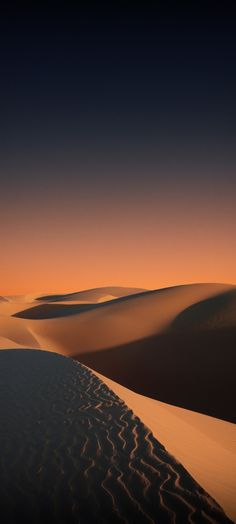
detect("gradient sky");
top-left (0, 4), bottom-right (236, 294)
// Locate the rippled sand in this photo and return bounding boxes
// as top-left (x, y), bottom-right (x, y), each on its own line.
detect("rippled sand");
top-left (0, 350), bottom-right (232, 523)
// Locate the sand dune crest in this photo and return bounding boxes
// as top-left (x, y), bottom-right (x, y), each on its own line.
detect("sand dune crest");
top-left (0, 350), bottom-right (232, 523)
top-left (95, 370), bottom-right (236, 522)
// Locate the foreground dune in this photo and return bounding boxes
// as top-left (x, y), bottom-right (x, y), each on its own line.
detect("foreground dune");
top-left (95, 371), bottom-right (236, 522)
top-left (0, 349), bottom-right (232, 523)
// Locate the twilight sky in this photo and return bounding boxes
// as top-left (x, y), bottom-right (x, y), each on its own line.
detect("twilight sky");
top-left (0, 4), bottom-right (236, 294)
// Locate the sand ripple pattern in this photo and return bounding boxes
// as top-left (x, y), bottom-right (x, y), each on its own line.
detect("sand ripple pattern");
top-left (0, 350), bottom-right (232, 523)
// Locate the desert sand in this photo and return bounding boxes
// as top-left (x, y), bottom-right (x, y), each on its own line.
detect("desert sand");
top-left (35, 286), bottom-right (147, 303)
top-left (0, 349), bottom-right (232, 523)
top-left (0, 284), bottom-right (235, 521)
top-left (6, 283), bottom-right (236, 421)
top-left (95, 370), bottom-right (236, 522)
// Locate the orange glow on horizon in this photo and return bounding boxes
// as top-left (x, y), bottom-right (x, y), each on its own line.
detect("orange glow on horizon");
top-left (1, 188), bottom-right (235, 295)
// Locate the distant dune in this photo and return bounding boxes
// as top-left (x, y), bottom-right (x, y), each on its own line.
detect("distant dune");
top-left (0, 350), bottom-right (232, 523)
top-left (35, 286), bottom-right (147, 303)
top-left (9, 283), bottom-right (236, 421)
top-left (171, 289), bottom-right (236, 332)
top-left (96, 370), bottom-right (236, 522)
top-left (13, 284), bottom-right (234, 348)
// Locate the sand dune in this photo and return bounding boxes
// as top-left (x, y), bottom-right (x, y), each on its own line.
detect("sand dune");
top-left (0, 315), bottom-right (40, 349)
top-left (9, 283), bottom-right (235, 421)
top-left (0, 284), bottom-right (235, 520)
top-left (4, 288), bottom-right (139, 305)
top-left (4, 294), bottom-right (42, 303)
top-left (171, 288), bottom-right (236, 332)
top-left (95, 370), bottom-right (236, 522)
top-left (35, 286), bottom-right (147, 303)
top-left (14, 302), bottom-right (101, 319)
top-left (76, 326), bottom-right (236, 422)
top-left (1, 283), bottom-right (236, 420)
top-left (13, 284), bottom-right (234, 348)
top-left (0, 349), bottom-right (232, 523)
top-left (0, 336), bottom-right (23, 348)
top-left (12, 283), bottom-right (234, 349)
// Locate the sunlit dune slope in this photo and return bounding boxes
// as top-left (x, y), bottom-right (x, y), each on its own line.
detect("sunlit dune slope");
top-left (4, 294), bottom-right (42, 303)
top-left (0, 336), bottom-right (24, 348)
top-left (0, 349), bottom-right (232, 524)
top-left (95, 370), bottom-right (236, 522)
top-left (0, 287), bottom-right (147, 350)
top-left (10, 283), bottom-right (236, 421)
top-left (13, 283), bottom-right (233, 346)
top-left (1, 284), bottom-right (236, 420)
top-left (0, 301), bottom-right (41, 349)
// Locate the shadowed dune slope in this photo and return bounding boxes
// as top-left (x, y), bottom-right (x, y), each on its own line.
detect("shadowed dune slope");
top-left (0, 350), bottom-right (232, 524)
top-left (171, 289), bottom-right (236, 332)
top-left (13, 284), bottom-right (234, 346)
top-left (13, 288), bottom-right (154, 319)
top-left (76, 327), bottom-right (236, 422)
top-left (8, 284), bottom-right (236, 421)
top-left (95, 370), bottom-right (236, 522)
top-left (35, 286), bottom-right (147, 303)
top-left (14, 283), bottom-right (233, 321)
top-left (14, 302), bottom-right (102, 319)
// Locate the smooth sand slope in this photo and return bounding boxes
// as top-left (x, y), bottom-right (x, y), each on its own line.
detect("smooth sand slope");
top-left (10, 283), bottom-right (235, 421)
top-left (0, 300), bottom-right (41, 349)
top-left (0, 349), bottom-right (232, 524)
top-left (96, 371), bottom-right (236, 522)
top-left (0, 287), bottom-right (147, 350)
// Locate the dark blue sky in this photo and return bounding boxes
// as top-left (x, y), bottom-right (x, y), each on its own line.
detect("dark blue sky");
top-left (0, 4), bottom-right (236, 292)
top-left (1, 4), bottom-right (236, 190)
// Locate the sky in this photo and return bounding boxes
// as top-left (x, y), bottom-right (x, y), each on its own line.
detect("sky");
top-left (0, 4), bottom-right (236, 294)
